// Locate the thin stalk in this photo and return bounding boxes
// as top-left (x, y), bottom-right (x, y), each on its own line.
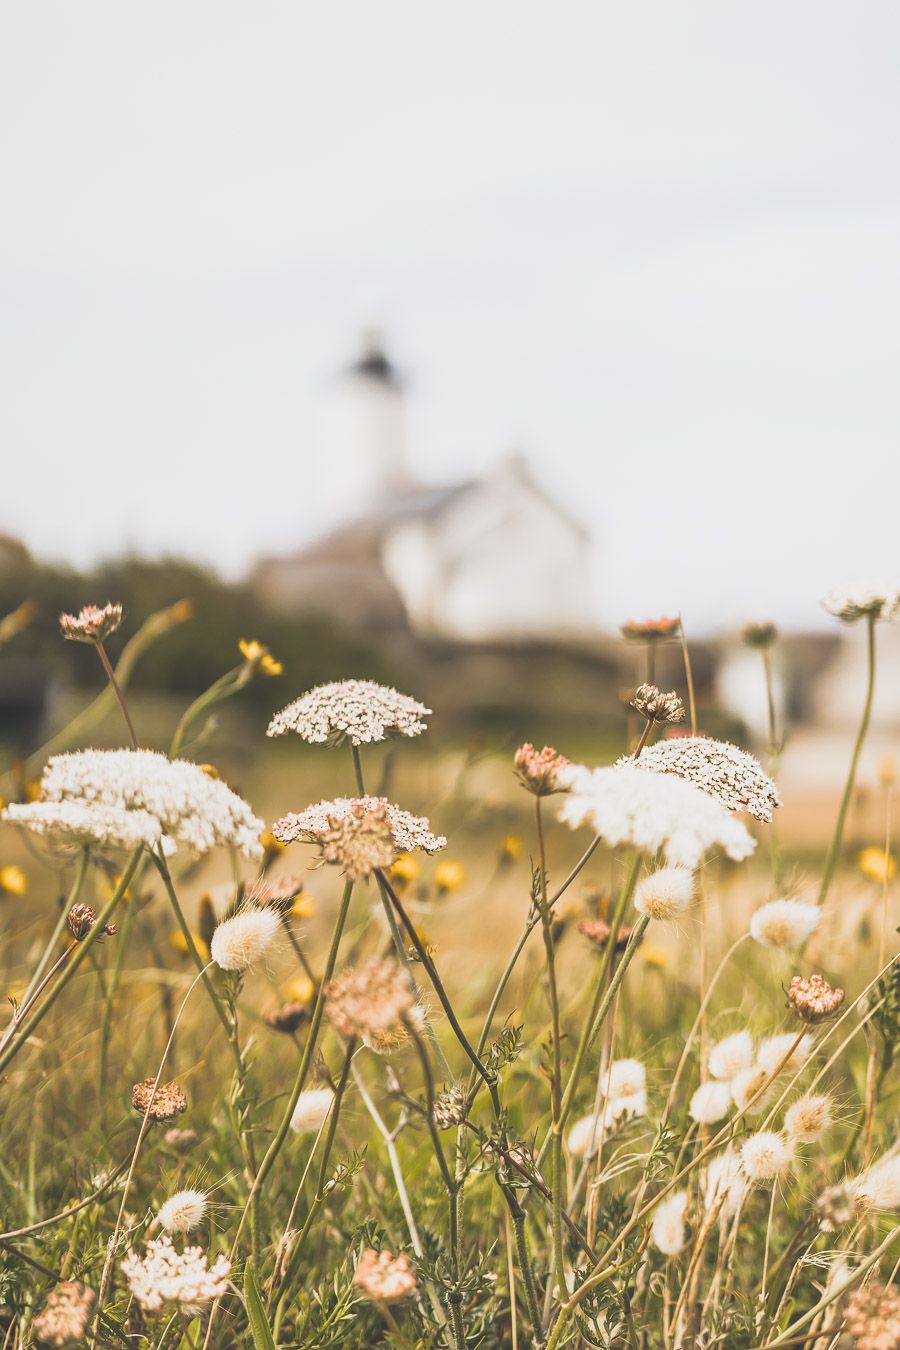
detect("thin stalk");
top-left (95, 641), bottom-right (138, 749)
top-left (536, 798), bottom-right (566, 1302)
top-left (678, 617), bottom-right (697, 736)
top-left (19, 849), bottom-right (89, 1008)
top-left (169, 663), bottom-right (248, 760)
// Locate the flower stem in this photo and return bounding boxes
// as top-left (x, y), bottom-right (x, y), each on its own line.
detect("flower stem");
top-left (95, 641), bottom-right (138, 749)
top-left (678, 616), bottom-right (697, 735)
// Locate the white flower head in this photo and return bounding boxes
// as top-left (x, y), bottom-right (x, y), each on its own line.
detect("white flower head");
top-left (740, 1131), bottom-right (794, 1183)
top-left (750, 899), bottom-right (821, 950)
top-left (634, 866), bottom-right (694, 921)
top-left (620, 736), bottom-right (781, 823)
top-left (558, 763), bottom-right (755, 869)
top-left (704, 1149), bottom-right (747, 1218)
top-left (566, 1113), bottom-right (602, 1158)
top-left (689, 1080), bottom-right (733, 1125)
top-left (821, 582), bottom-right (900, 623)
top-left (851, 1152), bottom-right (900, 1211)
top-left (651, 1191), bottom-right (689, 1256)
top-left (267, 679), bottom-right (431, 746)
top-left (730, 1065), bottom-right (776, 1116)
top-left (603, 1090), bottom-right (647, 1127)
top-left (209, 907), bottom-right (280, 971)
top-left (708, 1030), bottom-right (754, 1081)
top-left (784, 1094), bottom-right (831, 1144)
top-left (290, 1088), bottom-right (336, 1135)
top-left (272, 795), bottom-right (446, 855)
top-left (157, 1190), bottom-right (208, 1234)
top-left (120, 1236), bottom-right (230, 1312)
top-left (604, 1058), bottom-right (646, 1101)
top-left (756, 1032), bottom-right (813, 1078)
top-left (2, 800), bottom-right (167, 852)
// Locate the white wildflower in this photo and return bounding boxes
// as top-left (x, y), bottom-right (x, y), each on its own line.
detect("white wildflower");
top-left (651, 1191), bottom-right (689, 1256)
top-left (209, 907), bottom-right (280, 971)
top-left (619, 736), bottom-right (780, 823)
top-left (784, 1095), bottom-right (831, 1144)
top-left (851, 1151), bottom-right (900, 1211)
top-left (604, 1059), bottom-right (646, 1101)
top-left (267, 679), bottom-right (430, 746)
top-left (689, 1080), bottom-right (732, 1125)
top-left (634, 866), bottom-right (694, 921)
top-left (603, 1090), bottom-right (647, 1126)
top-left (708, 1030), bottom-right (754, 1081)
top-left (558, 764), bottom-right (755, 869)
top-left (756, 1032), bottom-right (813, 1078)
top-left (566, 1113), bottom-right (602, 1158)
top-left (272, 795), bottom-right (446, 855)
top-left (740, 1131), bottom-right (794, 1183)
top-left (157, 1190), bottom-right (208, 1234)
top-left (750, 899), bottom-right (821, 950)
top-left (821, 582), bottom-right (900, 623)
top-left (290, 1088), bottom-right (336, 1135)
top-left (730, 1066), bottom-right (776, 1115)
top-left (704, 1149), bottom-right (747, 1218)
top-left (120, 1236), bottom-right (230, 1312)
top-left (2, 800), bottom-right (166, 852)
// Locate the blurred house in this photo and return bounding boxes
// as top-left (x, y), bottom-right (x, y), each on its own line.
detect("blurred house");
top-left (252, 335), bottom-right (594, 642)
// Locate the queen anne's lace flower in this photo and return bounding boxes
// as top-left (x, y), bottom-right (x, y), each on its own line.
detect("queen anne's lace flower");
top-left (131, 1079), bottom-right (187, 1122)
top-left (319, 800), bottom-right (396, 880)
top-left (272, 796), bottom-right (446, 855)
top-left (32, 1281), bottom-right (96, 1347)
top-left (120, 1236), bottom-right (230, 1312)
top-left (619, 736), bottom-right (780, 823)
top-left (59, 601), bottom-right (124, 643)
top-left (630, 684), bottom-right (685, 724)
top-left (353, 1248), bottom-right (417, 1302)
top-left (326, 958), bottom-right (420, 1052)
top-left (788, 974), bottom-right (845, 1023)
top-left (651, 1191), bottom-right (689, 1256)
top-left (558, 764), bottom-right (755, 869)
top-left (514, 743), bottom-right (571, 795)
top-left (267, 679), bottom-right (430, 745)
top-left (3, 800), bottom-right (165, 852)
top-left (844, 1284), bottom-right (900, 1350)
top-left (821, 582), bottom-right (900, 623)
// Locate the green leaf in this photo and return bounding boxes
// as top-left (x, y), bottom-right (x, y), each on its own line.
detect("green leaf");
top-left (244, 1261), bottom-right (277, 1350)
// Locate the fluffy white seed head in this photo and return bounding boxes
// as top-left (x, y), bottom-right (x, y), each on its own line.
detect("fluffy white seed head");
top-left (634, 867), bottom-right (694, 921)
top-left (603, 1090), bottom-right (647, 1126)
top-left (708, 1030), bottom-right (754, 1081)
top-left (156, 1190), bottom-right (208, 1234)
top-left (740, 1131), bottom-right (794, 1183)
top-left (784, 1094), bottom-right (831, 1144)
top-left (851, 1152), bottom-right (900, 1211)
top-left (651, 1191), bottom-right (689, 1256)
top-left (209, 907), bottom-right (280, 971)
top-left (704, 1149), bottom-right (748, 1218)
top-left (730, 1066), bottom-right (776, 1115)
top-left (290, 1088), bottom-right (336, 1135)
top-left (604, 1059), bottom-right (646, 1100)
top-left (689, 1080), bottom-right (733, 1125)
top-left (566, 1113), bottom-right (602, 1158)
top-left (750, 899), bottom-right (821, 949)
top-left (756, 1032), bottom-right (813, 1078)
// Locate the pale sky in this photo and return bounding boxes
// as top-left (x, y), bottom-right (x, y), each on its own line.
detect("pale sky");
top-left (1, 2), bottom-right (898, 633)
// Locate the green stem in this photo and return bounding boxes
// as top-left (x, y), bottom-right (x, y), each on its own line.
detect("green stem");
top-left (536, 799), bottom-right (566, 1303)
top-left (169, 663), bottom-right (248, 760)
top-left (511, 1211), bottom-right (543, 1340)
top-left (95, 641), bottom-right (139, 749)
top-left (21, 849), bottom-right (89, 1007)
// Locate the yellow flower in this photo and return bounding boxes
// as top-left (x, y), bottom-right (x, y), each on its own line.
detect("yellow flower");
top-left (238, 639), bottom-right (283, 677)
top-left (24, 780), bottom-right (41, 803)
top-left (857, 846), bottom-right (896, 884)
top-left (0, 865), bottom-right (27, 897)
top-left (261, 830), bottom-right (286, 862)
top-left (284, 975), bottom-right (315, 1005)
top-left (389, 853), bottom-right (420, 886)
top-left (290, 892), bottom-right (316, 919)
top-left (169, 929), bottom-right (210, 963)
top-left (434, 861), bottom-right (466, 893)
top-left (640, 943), bottom-right (671, 971)
top-left (878, 754), bottom-right (897, 789)
top-left (499, 833), bottom-right (524, 861)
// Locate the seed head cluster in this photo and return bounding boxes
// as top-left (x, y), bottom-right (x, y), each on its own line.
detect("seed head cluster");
top-left (59, 601), bottom-right (124, 643)
top-left (514, 742), bottom-right (571, 795)
top-left (131, 1078), bottom-right (188, 1122)
top-left (326, 958), bottom-right (419, 1052)
top-left (630, 683), bottom-right (686, 724)
top-left (267, 679), bottom-right (431, 745)
top-left (788, 973), bottom-right (845, 1022)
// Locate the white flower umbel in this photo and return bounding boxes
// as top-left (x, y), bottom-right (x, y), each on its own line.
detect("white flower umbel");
top-left (651, 1191), bottom-right (689, 1256)
top-left (2, 800), bottom-right (166, 852)
top-left (566, 1113), bottom-right (602, 1159)
top-left (750, 899), bottom-right (821, 950)
top-left (157, 1190), bottom-right (208, 1234)
top-left (784, 1095), bottom-right (831, 1144)
top-left (267, 679), bottom-right (431, 746)
top-left (756, 1032), bottom-right (813, 1078)
top-left (558, 764), bottom-right (755, 870)
top-left (290, 1088), bottom-right (336, 1135)
top-left (740, 1131), bottom-right (794, 1184)
top-left (619, 736), bottom-right (781, 823)
top-left (704, 1149), bottom-right (747, 1218)
top-left (708, 1031), bottom-right (754, 1081)
top-left (120, 1236), bottom-right (230, 1313)
top-left (689, 1080), bottom-right (732, 1125)
top-left (272, 796), bottom-right (446, 855)
top-left (33, 749), bottom-right (263, 858)
top-left (210, 907), bottom-right (280, 972)
top-left (634, 866), bottom-right (694, 921)
top-left (821, 583), bottom-right (900, 624)
top-left (851, 1152), bottom-right (900, 1211)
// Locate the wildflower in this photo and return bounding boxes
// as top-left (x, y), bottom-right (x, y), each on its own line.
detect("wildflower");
top-left (857, 846), bottom-right (896, 884)
top-left (739, 1131), bottom-right (794, 1183)
top-left (577, 918), bottom-right (633, 952)
top-left (209, 907), bottom-right (280, 971)
top-left (32, 1280), bottom-right (96, 1347)
top-left (169, 929), bottom-right (210, 963)
top-left (621, 736), bottom-right (780, 823)
top-left (567, 1113), bottom-right (602, 1158)
top-left (284, 974), bottom-right (316, 1005)
top-left (708, 1030), bottom-right (754, 1081)
top-left (433, 1086), bottom-right (467, 1129)
top-left (353, 1247), bottom-right (417, 1302)
top-left (3, 800), bottom-right (167, 852)
top-left (634, 866), bottom-right (694, 921)
top-left (316, 800), bottom-right (395, 881)
top-left (689, 1080), bottom-right (733, 1125)
top-left (816, 1181), bottom-right (861, 1231)
top-left (157, 1190), bottom-right (208, 1234)
top-left (434, 860), bottom-right (466, 893)
top-left (238, 638), bottom-right (283, 676)
top-left (851, 1152), bottom-right (900, 1212)
top-left (821, 583), bottom-right (900, 623)
top-left (290, 1088), bottom-right (335, 1134)
top-left (273, 796), bottom-right (446, 855)
top-left (245, 875), bottom-right (304, 914)
top-left (788, 973), bottom-right (845, 1023)
top-left (844, 1284), bottom-right (900, 1350)
top-left (265, 1001), bottom-right (311, 1034)
top-left (703, 1149), bottom-right (747, 1218)
top-left (267, 679), bottom-right (430, 746)
top-left (741, 621), bottom-right (778, 649)
top-left (131, 1079), bottom-right (187, 1122)
top-left (558, 763), bottom-right (755, 869)
top-left (641, 943), bottom-right (671, 970)
top-left (514, 743), bottom-right (571, 795)
top-left (120, 1235), bottom-right (230, 1312)
top-left (499, 833), bottom-right (524, 861)
top-left (389, 852), bottom-right (420, 886)
top-left (620, 616), bottom-right (681, 642)
top-left (603, 1091), bottom-right (647, 1126)
top-left (326, 958), bottom-right (420, 1052)
top-left (66, 903), bottom-right (117, 941)
top-left (0, 864), bottom-right (26, 896)
top-left (651, 1191), bottom-right (689, 1256)
top-left (878, 754), bottom-right (897, 788)
top-left (730, 1066), bottom-right (776, 1115)
top-left (784, 1094), bottom-right (831, 1144)
top-left (605, 1058), bottom-right (646, 1102)
top-left (163, 1128), bottom-right (198, 1152)
top-left (260, 829), bottom-right (286, 863)
top-left (59, 601), bottom-right (124, 643)
top-left (750, 899), bottom-right (821, 949)
top-left (630, 683), bottom-right (685, 725)
top-left (756, 1032), bottom-right (813, 1077)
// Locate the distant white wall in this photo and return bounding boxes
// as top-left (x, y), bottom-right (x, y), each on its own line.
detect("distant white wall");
top-left (316, 369), bottom-right (409, 522)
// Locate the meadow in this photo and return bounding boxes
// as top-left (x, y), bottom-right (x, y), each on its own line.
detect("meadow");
top-left (0, 596), bottom-right (897, 1349)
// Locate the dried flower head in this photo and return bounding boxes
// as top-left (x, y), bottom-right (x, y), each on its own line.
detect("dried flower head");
top-left (788, 973), bottom-right (845, 1023)
top-left (577, 917), bottom-right (634, 952)
top-left (634, 866), bottom-right (694, 921)
top-left (131, 1079), bottom-right (187, 1122)
top-left (851, 1152), bottom-right (900, 1212)
top-left (703, 1149), bottom-right (748, 1218)
top-left (651, 1191), bottom-right (689, 1257)
top-left (741, 621), bottom-right (778, 649)
top-left (558, 763), bottom-right (755, 869)
top-left (630, 683), bottom-right (685, 724)
top-left (326, 958), bottom-right (418, 1051)
top-left (514, 743), bottom-right (571, 795)
top-left (265, 1001), bottom-right (311, 1034)
top-left (433, 1086), bottom-right (467, 1130)
top-left (730, 1065), bottom-right (776, 1115)
top-left (784, 1094), bottom-right (831, 1144)
top-left (750, 899), bottom-right (821, 949)
top-left (66, 902), bottom-right (118, 941)
top-left (353, 1247), bottom-right (417, 1302)
top-left (267, 679), bottom-right (430, 746)
top-left (739, 1130), bottom-right (794, 1183)
top-left (120, 1235), bottom-right (230, 1312)
top-left (290, 1088), bottom-right (335, 1134)
top-left (689, 1080), bottom-right (733, 1125)
top-left (821, 583), bottom-right (900, 623)
top-left (621, 736), bottom-right (780, 823)
top-left (273, 795), bottom-right (446, 855)
top-left (708, 1030), bottom-right (754, 1082)
top-left (816, 1181), bottom-right (860, 1231)
top-left (32, 1281), bottom-right (96, 1347)
top-left (209, 907), bottom-right (280, 971)
top-left (620, 615), bottom-right (681, 642)
top-left (844, 1283), bottom-right (900, 1350)
top-left (59, 602), bottom-right (124, 644)
top-left (318, 800), bottom-right (396, 880)
top-left (157, 1189), bottom-right (208, 1234)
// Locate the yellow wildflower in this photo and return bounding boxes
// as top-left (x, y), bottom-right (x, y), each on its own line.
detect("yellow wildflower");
top-left (239, 639), bottom-right (284, 677)
top-left (389, 852), bottom-right (420, 886)
top-left (0, 865), bottom-right (27, 897)
top-left (640, 944), bottom-right (671, 971)
top-left (290, 892), bottom-right (316, 919)
top-left (284, 975), bottom-right (316, 1005)
top-left (261, 830), bottom-right (286, 863)
top-left (878, 755), bottom-right (897, 789)
top-left (434, 861), bottom-right (466, 894)
top-left (169, 929), bottom-right (210, 963)
top-left (499, 833), bottom-right (524, 861)
top-left (857, 847), bottom-right (896, 884)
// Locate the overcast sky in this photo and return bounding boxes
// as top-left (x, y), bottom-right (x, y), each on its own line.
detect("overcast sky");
top-left (1, 2), bottom-right (898, 633)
